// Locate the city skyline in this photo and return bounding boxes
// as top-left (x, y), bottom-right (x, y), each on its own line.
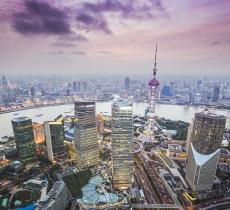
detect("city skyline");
top-left (0, 1), bottom-right (230, 209)
top-left (0, 0), bottom-right (230, 75)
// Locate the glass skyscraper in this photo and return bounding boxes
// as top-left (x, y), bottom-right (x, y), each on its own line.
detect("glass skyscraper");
top-left (185, 110), bottom-right (226, 192)
top-left (112, 102), bottom-right (134, 190)
top-left (74, 101), bottom-right (99, 170)
top-left (12, 117), bottom-right (36, 162)
top-left (44, 115), bottom-right (65, 163)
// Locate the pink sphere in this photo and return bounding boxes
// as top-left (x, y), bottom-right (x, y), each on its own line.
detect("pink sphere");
top-left (148, 79), bottom-right (160, 87)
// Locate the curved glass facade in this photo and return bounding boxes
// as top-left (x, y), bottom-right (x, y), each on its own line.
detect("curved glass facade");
top-left (81, 176), bottom-right (119, 205)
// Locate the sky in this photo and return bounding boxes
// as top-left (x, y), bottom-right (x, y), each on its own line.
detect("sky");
top-left (0, 0), bottom-right (230, 76)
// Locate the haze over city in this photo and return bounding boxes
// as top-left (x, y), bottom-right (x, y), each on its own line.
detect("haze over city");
top-left (0, 0), bottom-right (230, 75)
top-left (0, 1), bottom-right (230, 210)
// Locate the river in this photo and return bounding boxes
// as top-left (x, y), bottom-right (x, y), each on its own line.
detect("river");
top-left (0, 102), bottom-right (229, 137)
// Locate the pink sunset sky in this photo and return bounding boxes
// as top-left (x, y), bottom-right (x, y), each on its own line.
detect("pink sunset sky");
top-left (0, 0), bottom-right (230, 75)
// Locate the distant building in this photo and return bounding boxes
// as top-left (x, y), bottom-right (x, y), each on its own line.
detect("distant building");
top-left (124, 77), bottom-right (130, 90)
top-left (197, 80), bottom-right (202, 92)
top-left (1, 75), bottom-right (8, 89)
top-left (212, 85), bottom-right (220, 102)
top-left (73, 81), bottom-right (77, 91)
top-left (194, 93), bottom-right (201, 104)
top-left (44, 116), bottom-right (65, 163)
top-left (166, 144), bottom-right (187, 160)
top-left (223, 85), bottom-right (230, 100)
top-left (37, 181), bottom-right (70, 210)
top-left (82, 81), bottom-right (88, 91)
top-left (112, 102), bottom-right (134, 190)
top-left (96, 113), bottom-right (105, 134)
top-left (12, 117), bottom-right (36, 162)
top-left (30, 86), bottom-right (35, 97)
top-left (74, 102), bottom-right (99, 170)
top-left (66, 89), bottom-right (70, 96)
top-left (219, 149), bottom-right (230, 165)
top-left (185, 110), bottom-right (226, 192)
top-left (77, 81), bottom-right (81, 91)
top-left (33, 123), bottom-right (45, 145)
top-left (162, 85), bottom-right (171, 97)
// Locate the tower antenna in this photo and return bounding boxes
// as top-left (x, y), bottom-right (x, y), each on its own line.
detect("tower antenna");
top-left (153, 44), bottom-right (157, 77)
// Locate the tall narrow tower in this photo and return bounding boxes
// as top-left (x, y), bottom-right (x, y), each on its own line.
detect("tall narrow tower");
top-left (147, 44), bottom-right (160, 135)
top-left (2, 75), bottom-right (8, 89)
top-left (74, 101), bottom-right (99, 170)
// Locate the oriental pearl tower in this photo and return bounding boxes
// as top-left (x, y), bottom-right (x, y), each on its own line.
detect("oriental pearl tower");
top-left (146, 44), bottom-right (160, 136)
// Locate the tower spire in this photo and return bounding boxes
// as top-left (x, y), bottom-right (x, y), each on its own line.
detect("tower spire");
top-left (153, 44), bottom-right (157, 77)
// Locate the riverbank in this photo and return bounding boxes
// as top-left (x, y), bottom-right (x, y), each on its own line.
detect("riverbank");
top-left (0, 102), bottom-right (229, 138)
top-left (0, 102), bottom-right (73, 115)
top-left (1, 101), bottom-right (230, 115)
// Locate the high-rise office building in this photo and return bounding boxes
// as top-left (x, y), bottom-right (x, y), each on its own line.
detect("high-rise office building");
top-left (124, 77), bottom-right (130, 90)
top-left (73, 81), bottom-right (77, 91)
top-left (212, 85), bottom-right (220, 102)
top-left (33, 122), bottom-right (45, 145)
top-left (223, 85), bottom-right (230, 100)
top-left (66, 89), bottom-right (70, 96)
top-left (162, 85), bottom-right (171, 97)
top-left (82, 81), bottom-right (88, 91)
top-left (30, 86), bottom-right (35, 97)
top-left (44, 115), bottom-right (65, 163)
top-left (112, 102), bottom-right (134, 190)
top-left (1, 75), bottom-right (8, 89)
top-left (77, 81), bottom-right (81, 91)
top-left (74, 102), bottom-right (99, 170)
top-left (185, 110), bottom-right (226, 192)
top-left (12, 117), bottom-right (36, 162)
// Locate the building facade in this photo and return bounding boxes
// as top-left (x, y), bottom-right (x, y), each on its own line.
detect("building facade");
top-left (33, 122), bottom-right (45, 145)
top-left (37, 181), bottom-right (70, 210)
top-left (74, 101), bottom-right (99, 170)
top-left (12, 117), bottom-right (36, 162)
top-left (44, 115), bottom-right (65, 163)
top-left (212, 85), bottom-right (220, 102)
top-left (189, 110), bottom-right (226, 155)
top-left (124, 77), bottom-right (130, 90)
top-left (185, 110), bottom-right (226, 192)
top-left (112, 102), bottom-right (134, 190)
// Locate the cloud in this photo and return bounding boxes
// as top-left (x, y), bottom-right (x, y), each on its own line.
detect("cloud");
top-left (98, 50), bottom-right (114, 55)
top-left (72, 51), bottom-right (86, 55)
top-left (10, 0), bottom-right (168, 36)
top-left (51, 41), bottom-right (76, 48)
top-left (50, 50), bottom-right (65, 55)
top-left (59, 34), bottom-right (88, 42)
top-left (76, 13), bottom-right (111, 34)
top-left (12, 0), bottom-right (71, 35)
top-left (211, 41), bottom-right (221, 46)
top-left (74, 0), bottom-right (168, 34)
top-left (80, 0), bottom-right (168, 20)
